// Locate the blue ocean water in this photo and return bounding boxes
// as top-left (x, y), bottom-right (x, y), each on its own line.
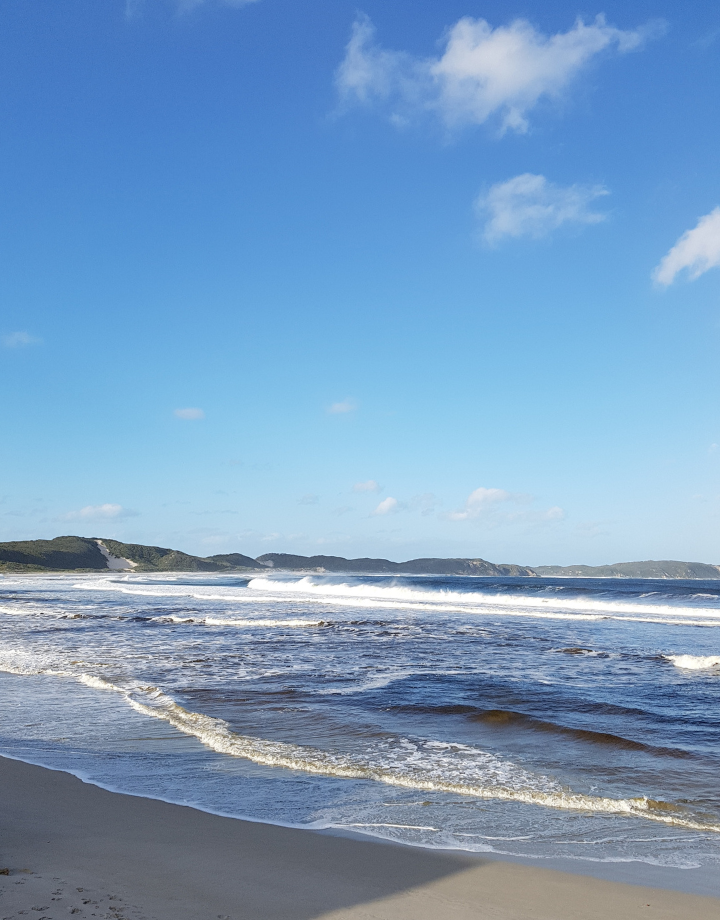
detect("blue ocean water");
top-left (1, 571), bottom-right (719, 879)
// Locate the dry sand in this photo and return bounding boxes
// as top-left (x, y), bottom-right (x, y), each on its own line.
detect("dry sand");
top-left (1, 756), bottom-right (719, 920)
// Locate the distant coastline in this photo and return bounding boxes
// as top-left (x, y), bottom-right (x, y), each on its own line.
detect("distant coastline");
top-left (1, 536), bottom-right (719, 579)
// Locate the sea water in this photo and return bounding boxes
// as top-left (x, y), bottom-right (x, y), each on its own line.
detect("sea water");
top-left (1, 572), bottom-right (719, 883)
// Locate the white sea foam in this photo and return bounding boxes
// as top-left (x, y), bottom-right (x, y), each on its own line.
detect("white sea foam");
top-left (157, 615), bottom-right (324, 628)
top-left (63, 573), bottom-right (720, 626)
top-left (246, 576), bottom-right (720, 625)
top-left (100, 685), bottom-right (720, 832)
top-left (665, 655), bottom-right (720, 670)
top-left (2, 652), bottom-right (718, 835)
top-left (76, 674), bottom-right (124, 691)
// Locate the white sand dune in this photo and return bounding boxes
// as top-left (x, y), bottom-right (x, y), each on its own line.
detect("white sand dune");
top-left (95, 540), bottom-right (137, 571)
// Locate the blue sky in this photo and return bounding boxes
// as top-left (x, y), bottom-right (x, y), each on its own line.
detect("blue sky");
top-left (1, 0), bottom-right (719, 565)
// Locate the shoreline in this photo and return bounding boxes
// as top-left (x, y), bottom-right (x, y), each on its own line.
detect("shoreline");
top-left (2, 756), bottom-right (720, 920)
top-left (3, 749), bottom-right (720, 897)
top-left (4, 569), bottom-right (720, 581)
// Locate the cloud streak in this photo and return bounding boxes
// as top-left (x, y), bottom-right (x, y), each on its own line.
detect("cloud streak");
top-left (174, 407), bottom-right (205, 420)
top-left (447, 487), bottom-right (513, 521)
top-left (337, 13), bottom-right (658, 134)
top-left (446, 487), bottom-right (565, 526)
top-left (653, 207), bottom-right (720, 285)
top-left (62, 503), bottom-right (139, 521)
top-left (353, 480), bottom-right (381, 493)
top-left (478, 174), bottom-right (608, 243)
top-left (327, 399), bottom-right (356, 414)
top-left (2, 331), bottom-right (41, 348)
top-left (128, 0), bottom-right (259, 16)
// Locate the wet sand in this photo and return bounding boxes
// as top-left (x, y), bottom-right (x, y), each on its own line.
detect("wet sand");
top-left (1, 756), bottom-right (719, 920)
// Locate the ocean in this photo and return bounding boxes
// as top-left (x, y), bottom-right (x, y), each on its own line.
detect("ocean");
top-left (1, 571), bottom-right (719, 884)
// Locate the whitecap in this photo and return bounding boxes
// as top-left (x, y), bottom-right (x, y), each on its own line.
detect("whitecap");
top-left (664, 655), bottom-right (720, 670)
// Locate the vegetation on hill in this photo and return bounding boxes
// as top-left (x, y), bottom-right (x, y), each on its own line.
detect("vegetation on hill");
top-left (0, 536), bottom-right (107, 572)
top-left (0, 537), bottom-right (265, 573)
top-left (100, 540), bottom-right (264, 572)
top-left (532, 560), bottom-right (720, 579)
top-left (207, 552), bottom-right (262, 569)
top-left (256, 553), bottom-right (536, 576)
top-left (2, 539), bottom-right (718, 579)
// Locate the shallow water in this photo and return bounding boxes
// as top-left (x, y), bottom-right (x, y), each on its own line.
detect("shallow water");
top-left (1, 571), bottom-right (719, 875)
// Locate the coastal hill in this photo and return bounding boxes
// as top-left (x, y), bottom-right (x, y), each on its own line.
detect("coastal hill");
top-left (256, 553), bottom-right (533, 576)
top-left (0, 537), bottom-right (718, 578)
top-left (533, 560), bottom-right (720, 579)
top-left (0, 536), bottom-right (261, 573)
top-left (0, 538), bottom-right (533, 576)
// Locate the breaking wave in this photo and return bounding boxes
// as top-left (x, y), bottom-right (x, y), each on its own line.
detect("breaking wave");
top-left (665, 655), bottom-right (720, 671)
top-left (246, 576), bottom-right (720, 625)
top-left (0, 653), bottom-right (718, 835)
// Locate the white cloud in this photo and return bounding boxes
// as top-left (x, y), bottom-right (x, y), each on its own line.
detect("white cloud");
top-left (174, 407), bottom-right (205, 420)
top-left (337, 13), bottom-right (658, 134)
top-left (652, 208), bottom-right (720, 286)
top-left (328, 399), bottom-right (356, 414)
top-left (543, 506), bottom-right (566, 521)
top-left (478, 173), bottom-right (608, 243)
top-left (353, 479), bottom-right (381, 493)
top-left (2, 331), bottom-right (41, 348)
top-left (372, 496), bottom-right (399, 515)
top-left (447, 487), bottom-right (512, 521)
top-left (127, 0), bottom-right (259, 15)
top-left (176, 0), bottom-right (259, 9)
top-left (446, 488), bottom-right (565, 526)
top-left (62, 503), bottom-right (138, 521)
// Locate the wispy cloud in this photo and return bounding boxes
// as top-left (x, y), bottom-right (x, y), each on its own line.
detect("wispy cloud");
top-left (2, 331), bottom-right (41, 348)
top-left (478, 174), bottom-right (608, 243)
top-left (653, 207), bottom-right (720, 286)
top-left (409, 492), bottom-right (439, 515)
top-left (446, 487), bottom-right (513, 521)
top-left (353, 479), bottom-right (381, 493)
top-left (174, 407), bottom-right (205, 420)
top-left (694, 28), bottom-right (720, 50)
top-left (337, 13), bottom-right (659, 134)
top-left (298, 493), bottom-right (320, 505)
top-left (61, 503), bottom-right (139, 521)
top-left (327, 398), bottom-right (356, 414)
top-left (372, 496), bottom-right (399, 515)
top-left (543, 506), bottom-right (566, 521)
top-left (127, 0), bottom-right (260, 17)
top-left (446, 487), bottom-right (564, 526)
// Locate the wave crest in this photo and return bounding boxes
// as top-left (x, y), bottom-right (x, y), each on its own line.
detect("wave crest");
top-left (665, 655), bottom-right (720, 670)
top-left (246, 576), bottom-right (720, 624)
top-left (2, 653), bottom-right (718, 835)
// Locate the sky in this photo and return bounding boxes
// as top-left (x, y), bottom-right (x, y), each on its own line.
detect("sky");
top-left (1, 0), bottom-right (719, 566)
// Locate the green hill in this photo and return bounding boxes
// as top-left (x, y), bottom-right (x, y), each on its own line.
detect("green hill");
top-left (256, 553), bottom-right (535, 576)
top-left (532, 560), bottom-right (720, 579)
top-left (2, 538), bottom-right (718, 579)
top-left (0, 536), bottom-right (264, 573)
top-left (0, 536), bottom-right (108, 572)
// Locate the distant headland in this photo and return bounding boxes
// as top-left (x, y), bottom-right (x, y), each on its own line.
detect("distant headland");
top-left (0, 536), bottom-right (719, 579)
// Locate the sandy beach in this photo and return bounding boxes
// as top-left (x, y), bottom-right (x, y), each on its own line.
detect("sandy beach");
top-left (1, 756), bottom-right (719, 920)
